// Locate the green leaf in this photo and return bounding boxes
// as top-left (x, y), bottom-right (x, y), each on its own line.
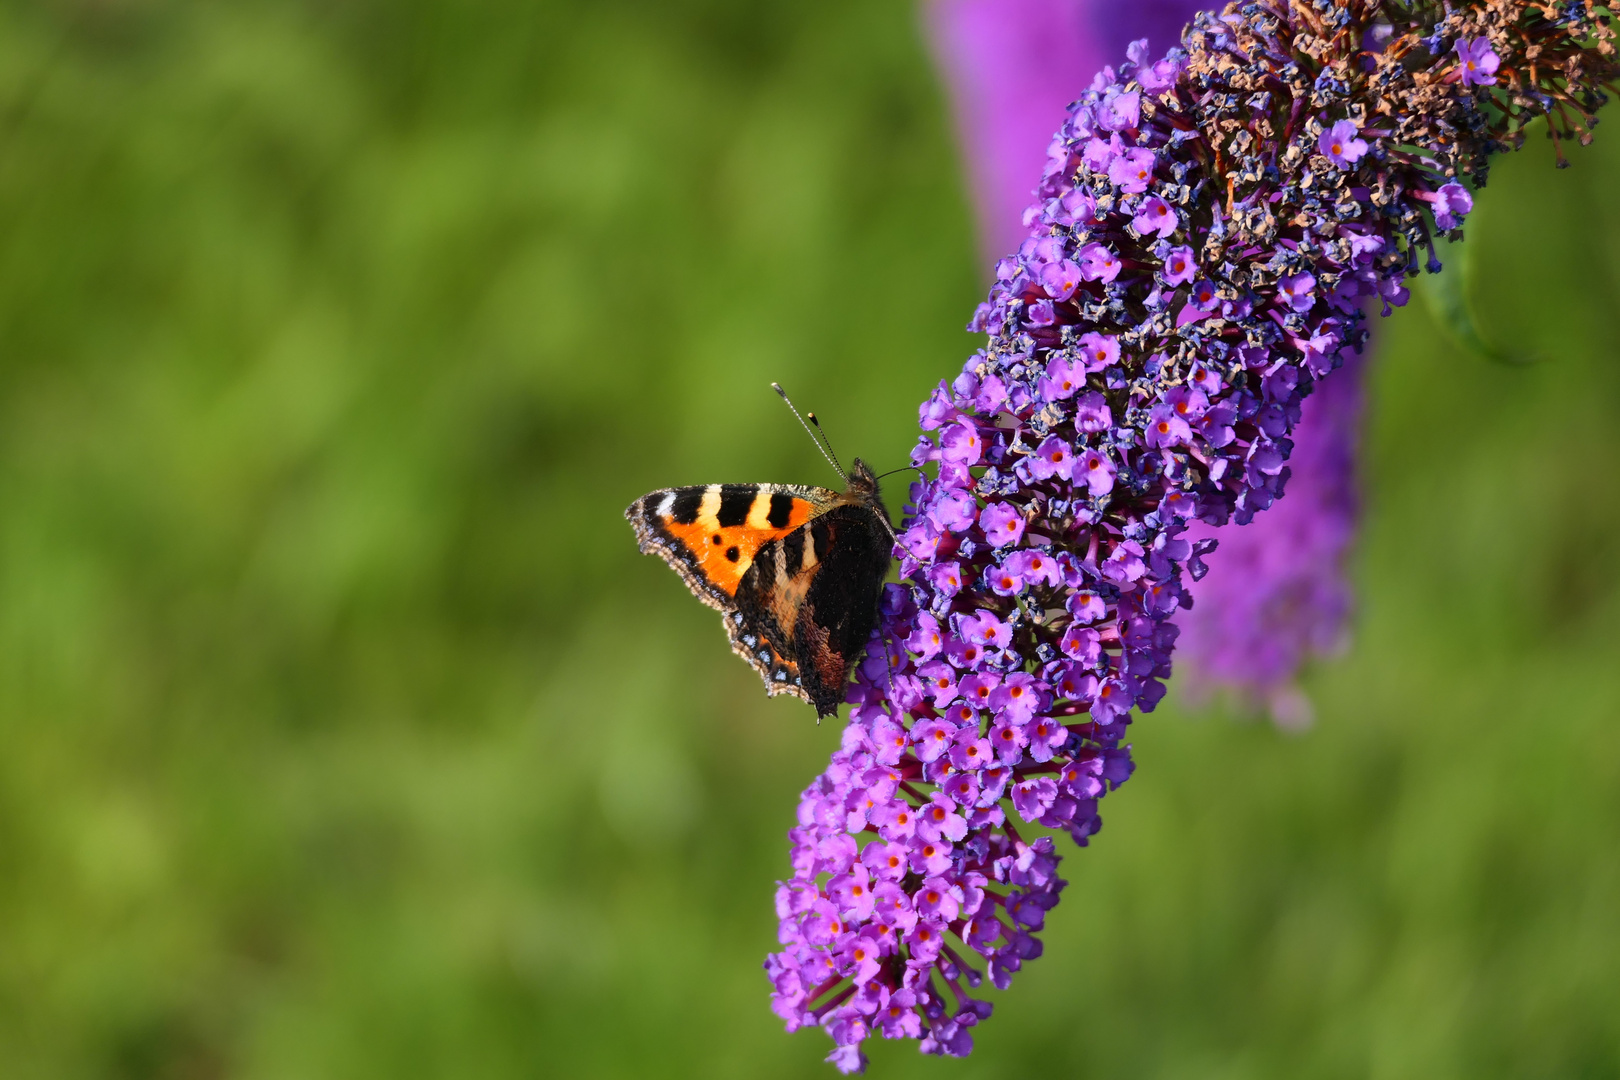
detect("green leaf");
top-left (1418, 240), bottom-right (1541, 365)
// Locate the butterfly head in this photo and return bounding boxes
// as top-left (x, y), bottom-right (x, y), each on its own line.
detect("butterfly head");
top-left (847, 457), bottom-right (879, 498)
top-left (845, 457), bottom-right (895, 542)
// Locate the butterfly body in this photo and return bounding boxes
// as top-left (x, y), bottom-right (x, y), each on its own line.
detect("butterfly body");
top-left (626, 459), bottom-right (893, 718)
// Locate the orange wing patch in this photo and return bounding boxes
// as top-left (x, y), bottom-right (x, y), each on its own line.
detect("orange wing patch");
top-left (653, 486), bottom-right (820, 596)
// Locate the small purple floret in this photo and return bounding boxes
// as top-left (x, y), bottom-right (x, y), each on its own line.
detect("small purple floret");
top-left (1431, 180), bottom-right (1473, 231)
top-left (1456, 35), bottom-right (1499, 86)
top-left (1317, 119), bottom-right (1367, 168)
top-left (1107, 146), bottom-right (1156, 192)
top-left (1162, 244), bottom-right (1197, 285)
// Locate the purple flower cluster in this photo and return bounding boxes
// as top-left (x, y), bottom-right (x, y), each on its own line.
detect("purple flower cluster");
top-left (927, 0), bottom-right (1370, 715)
top-left (769, 3), bottom-right (1615, 1070)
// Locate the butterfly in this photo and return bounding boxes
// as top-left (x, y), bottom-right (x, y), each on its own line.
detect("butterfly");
top-left (624, 388), bottom-right (895, 718)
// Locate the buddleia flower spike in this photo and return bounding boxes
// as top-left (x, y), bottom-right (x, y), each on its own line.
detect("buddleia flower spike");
top-left (764, 1), bottom-right (1618, 1070)
top-left (927, 0), bottom-right (1368, 724)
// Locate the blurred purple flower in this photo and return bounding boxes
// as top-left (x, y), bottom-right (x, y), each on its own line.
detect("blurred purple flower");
top-left (925, 0), bottom-right (1366, 723)
top-left (1177, 351), bottom-right (1363, 728)
top-left (926, 0), bottom-right (1214, 260)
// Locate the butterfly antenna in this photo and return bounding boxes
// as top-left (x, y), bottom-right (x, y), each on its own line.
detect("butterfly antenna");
top-left (772, 382), bottom-right (846, 482)
top-left (805, 412), bottom-right (846, 481)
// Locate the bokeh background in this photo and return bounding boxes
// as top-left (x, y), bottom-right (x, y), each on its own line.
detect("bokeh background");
top-left (1, 1), bottom-right (1617, 1077)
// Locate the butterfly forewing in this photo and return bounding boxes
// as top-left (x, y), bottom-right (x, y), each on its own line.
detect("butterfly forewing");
top-left (627, 483), bottom-right (834, 604)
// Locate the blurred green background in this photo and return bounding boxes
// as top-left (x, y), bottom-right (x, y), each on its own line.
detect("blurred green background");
top-left (0, 1), bottom-right (1617, 1077)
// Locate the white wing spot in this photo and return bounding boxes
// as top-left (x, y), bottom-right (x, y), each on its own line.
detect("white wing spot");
top-left (698, 486), bottom-right (722, 521)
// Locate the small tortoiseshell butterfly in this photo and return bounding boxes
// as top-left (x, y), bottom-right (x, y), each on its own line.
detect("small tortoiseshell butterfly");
top-left (625, 387), bottom-right (895, 718)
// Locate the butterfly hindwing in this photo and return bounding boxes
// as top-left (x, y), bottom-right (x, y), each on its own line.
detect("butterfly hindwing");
top-left (737, 502), bottom-right (893, 715)
top-left (626, 462), bottom-right (894, 718)
top-left (627, 483), bottom-right (835, 702)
